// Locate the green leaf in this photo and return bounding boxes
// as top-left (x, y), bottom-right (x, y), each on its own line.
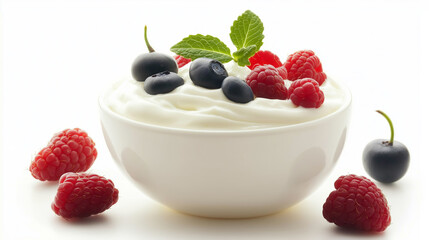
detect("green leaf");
top-left (170, 34), bottom-right (233, 63)
top-left (232, 45), bottom-right (258, 66)
top-left (230, 10), bottom-right (264, 51)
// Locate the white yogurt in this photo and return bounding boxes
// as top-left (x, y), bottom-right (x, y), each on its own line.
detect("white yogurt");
top-left (104, 61), bottom-right (347, 130)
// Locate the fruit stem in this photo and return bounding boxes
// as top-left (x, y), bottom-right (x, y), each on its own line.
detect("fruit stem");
top-left (376, 110), bottom-right (394, 145)
top-left (144, 25), bottom-right (155, 53)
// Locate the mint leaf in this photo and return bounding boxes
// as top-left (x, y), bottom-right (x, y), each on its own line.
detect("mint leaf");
top-left (170, 34), bottom-right (233, 63)
top-left (232, 45), bottom-right (257, 66)
top-left (230, 10), bottom-right (264, 52)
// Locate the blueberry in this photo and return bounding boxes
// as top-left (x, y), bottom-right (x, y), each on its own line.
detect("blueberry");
top-left (189, 58), bottom-right (228, 89)
top-left (221, 76), bottom-right (254, 103)
top-left (144, 71), bottom-right (184, 95)
top-left (132, 53), bottom-right (178, 82)
top-left (131, 26), bottom-right (178, 82)
top-left (362, 110), bottom-right (410, 183)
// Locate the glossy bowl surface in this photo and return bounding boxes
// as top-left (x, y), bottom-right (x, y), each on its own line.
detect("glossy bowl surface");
top-left (99, 82), bottom-right (351, 218)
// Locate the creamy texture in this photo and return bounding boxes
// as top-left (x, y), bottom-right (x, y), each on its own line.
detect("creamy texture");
top-left (105, 61), bottom-right (347, 130)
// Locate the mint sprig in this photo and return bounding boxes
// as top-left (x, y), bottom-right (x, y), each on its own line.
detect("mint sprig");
top-left (230, 10), bottom-right (264, 56)
top-left (170, 10), bottom-right (264, 67)
top-left (170, 34), bottom-right (233, 63)
top-left (232, 45), bottom-right (257, 66)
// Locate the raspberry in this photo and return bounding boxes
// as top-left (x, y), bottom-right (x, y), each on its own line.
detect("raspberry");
top-left (284, 50), bottom-right (327, 85)
top-left (29, 128), bottom-right (97, 181)
top-left (245, 65), bottom-right (288, 100)
top-left (276, 66), bottom-right (288, 80)
top-left (288, 78), bottom-right (324, 108)
top-left (323, 174), bottom-right (391, 232)
top-left (248, 50), bottom-right (287, 79)
top-left (248, 50), bottom-right (282, 69)
top-left (52, 172), bottom-right (119, 218)
top-left (174, 55), bottom-right (191, 68)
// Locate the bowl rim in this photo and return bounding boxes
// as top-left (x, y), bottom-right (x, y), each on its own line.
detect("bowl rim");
top-left (98, 77), bottom-right (352, 136)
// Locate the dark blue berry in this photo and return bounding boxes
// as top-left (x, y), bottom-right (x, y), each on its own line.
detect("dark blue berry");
top-left (189, 58), bottom-right (228, 89)
top-left (131, 26), bottom-right (178, 82)
top-left (221, 76), bottom-right (254, 103)
top-left (362, 110), bottom-right (410, 183)
top-left (132, 53), bottom-right (178, 82)
top-left (144, 71), bottom-right (184, 95)
top-left (363, 139), bottom-right (410, 183)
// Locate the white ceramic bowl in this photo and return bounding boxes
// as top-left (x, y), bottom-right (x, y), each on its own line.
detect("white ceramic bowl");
top-left (99, 84), bottom-right (351, 218)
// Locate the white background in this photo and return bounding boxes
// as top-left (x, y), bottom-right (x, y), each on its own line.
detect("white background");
top-left (1, 0), bottom-right (427, 239)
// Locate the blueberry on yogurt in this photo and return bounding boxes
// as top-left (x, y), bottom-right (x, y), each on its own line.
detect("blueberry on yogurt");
top-left (221, 76), bottom-right (254, 103)
top-left (189, 58), bottom-right (228, 89)
top-left (132, 26), bottom-right (178, 82)
top-left (144, 71), bottom-right (184, 95)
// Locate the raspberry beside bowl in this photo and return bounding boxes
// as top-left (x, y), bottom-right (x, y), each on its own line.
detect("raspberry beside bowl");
top-left (98, 80), bottom-right (352, 218)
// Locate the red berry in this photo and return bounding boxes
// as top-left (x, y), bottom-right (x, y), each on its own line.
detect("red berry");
top-left (29, 128), bottom-right (97, 181)
top-left (284, 50), bottom-right (327, 85)
top-left (276, 66), bottom-right (288, 80)
top-left (174, 55), bottom-right (191, 68)
top-left (288, 78), bottom-right (324, 108)
top-left (248, 50), bottom-right (287, 79)
top-left (248, 50), bottom-right (282, 69)
top-left (245, 65), bottom-right (288, 100)
top-left (323, 174), bottom-right (391, 232)
top-left (52, 172), bottom-right (119, 219)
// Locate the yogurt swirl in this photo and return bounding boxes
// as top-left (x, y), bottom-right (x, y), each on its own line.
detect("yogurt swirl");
top-left (104, 61), bottom-right (347, 130)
